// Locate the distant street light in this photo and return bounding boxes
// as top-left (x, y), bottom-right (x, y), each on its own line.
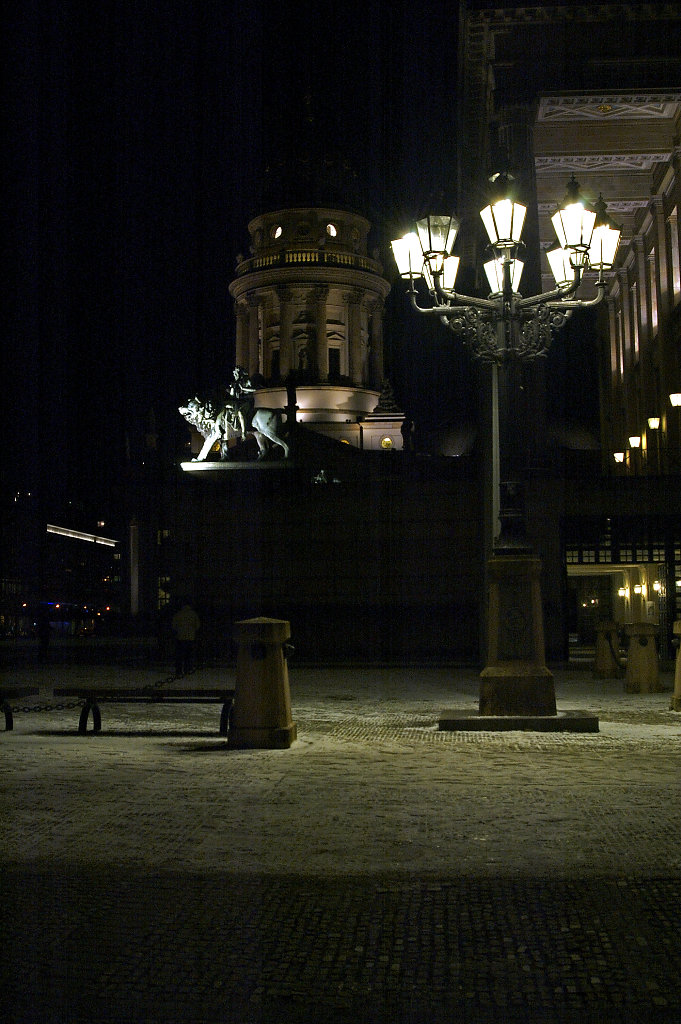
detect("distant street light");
top-left (392, 173), bottom-right (620, 719)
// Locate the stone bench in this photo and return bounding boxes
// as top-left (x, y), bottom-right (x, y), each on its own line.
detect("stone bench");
top-left (1, 687), bottom-right (39, 731)
top-left (53, 687), bottom-right (235, 735)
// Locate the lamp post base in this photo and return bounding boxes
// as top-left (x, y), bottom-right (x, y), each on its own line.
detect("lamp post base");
top-left (479, 664), bottom-right (556, 716)
top-left (438, 709), bottom-right (598, 733)
top-left (479, 552), bottom-right (558, 716)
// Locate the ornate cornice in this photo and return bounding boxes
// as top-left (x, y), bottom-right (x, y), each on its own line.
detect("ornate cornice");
top-left (538, 201), bottom-right (649, 215)
top-left (535, 154), bottom-right (670, 172)
top-left (536, 94), bottom-right (681, 122)
top-left (468, 4), bottom-right (680, 28)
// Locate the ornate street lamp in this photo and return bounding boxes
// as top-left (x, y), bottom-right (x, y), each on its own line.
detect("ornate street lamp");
top-left (391, 173), bottom-right (620, 721)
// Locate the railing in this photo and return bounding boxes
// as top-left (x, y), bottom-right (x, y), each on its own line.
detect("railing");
top-left (235, 249), bottom-right (382, 276)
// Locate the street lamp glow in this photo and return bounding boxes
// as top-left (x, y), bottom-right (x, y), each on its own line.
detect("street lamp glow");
top-left (480, 197), bottom-right (526, 248)
top-left (670, 393), bottom-right (681, 407)
top-left (613, 451), bottom-right (625, 463)
top-left (390, 233), bottom-right (423, 279)
top-left (415, 214), bottom-right (459, 258)
top-left (629, 435), bottom-right (641, 448)
top-left (551, 176), bottom-right (596, 267)
top-left (647, 417), bottom-right (660, 430)
top-left (587, 195), bottom-right (621, 271)
top-left (546, 243), bottom-right (574, 288)
top-left (484, 256), bottom-right (524, 294)
top-left (423, 254), bottom-right (460, 293)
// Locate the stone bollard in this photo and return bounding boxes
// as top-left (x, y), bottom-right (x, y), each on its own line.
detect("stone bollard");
top-left (624, 622), bottom-right (662, 693)
top-left (593, 621), bottom-right (622, 679)
top-left (671, 621), bottom-right (681, 711)
top-left (228, 617), bottom-right (297, 749)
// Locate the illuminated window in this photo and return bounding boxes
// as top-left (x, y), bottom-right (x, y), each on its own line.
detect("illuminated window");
top-left (326, 223), bottom-right (337, 238)
top-left (271, 224), bottom-right (282, 240)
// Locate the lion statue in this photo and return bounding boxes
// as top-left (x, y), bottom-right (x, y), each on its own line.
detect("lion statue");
top-left (179, 395), bottom-right (289, 462)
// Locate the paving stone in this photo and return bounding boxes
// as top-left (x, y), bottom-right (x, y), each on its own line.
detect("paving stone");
top-left (1, 664), bottom-right (680, 1021)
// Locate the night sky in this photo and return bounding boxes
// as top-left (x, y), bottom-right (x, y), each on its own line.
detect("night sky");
top-left (6, 1), bottom-right (594, 514)
top-left (6, 0), bottom-right (465, 509)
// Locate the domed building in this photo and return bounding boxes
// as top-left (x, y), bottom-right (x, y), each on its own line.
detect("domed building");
top-left (228, 204), bottom-right (403, 450)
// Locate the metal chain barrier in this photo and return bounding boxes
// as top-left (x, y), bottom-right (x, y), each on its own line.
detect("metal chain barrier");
top-left (12, 668), bottom-right (192, 715)
top-left (14, 699), bottom-right (84, 714)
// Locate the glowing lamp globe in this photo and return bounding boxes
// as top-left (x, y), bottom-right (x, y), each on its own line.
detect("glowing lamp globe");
top-left (587, 196), bottom-right (621, 271)
top-left (484, 256), bottom-right (524, 294)
top-left (546, 244), bottom-right (574, 288)
top-left (390, 233), bottom-right (423, 279)
top-left (415, 214), bottom-right (459, 258)
top-left (480, 198), bottom-right (526, 249)
top-left (423, 254), bottom-right (460, 293)
top-left (551, 176), bottom-right (596, 266)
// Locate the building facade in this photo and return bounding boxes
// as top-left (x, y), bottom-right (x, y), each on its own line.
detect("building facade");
top-left (228, 206), bottom-right (403, 450)
top-left (456, 2), bottom-right (681, 656)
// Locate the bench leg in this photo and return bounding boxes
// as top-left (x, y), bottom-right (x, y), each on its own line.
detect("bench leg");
top-left (2, 700), bottom-right (13, 731)
top-left (219, 698), bottom-right (233, 736)
top-left (78, 700), bottom-right (102, 735)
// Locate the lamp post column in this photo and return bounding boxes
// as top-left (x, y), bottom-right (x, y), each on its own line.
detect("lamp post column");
top-left (479, 256), bottom-right (556, 716)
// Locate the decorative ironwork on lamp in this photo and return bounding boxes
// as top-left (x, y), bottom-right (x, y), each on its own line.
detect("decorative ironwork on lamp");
top-left (391, 173), bottom-right (620, 367)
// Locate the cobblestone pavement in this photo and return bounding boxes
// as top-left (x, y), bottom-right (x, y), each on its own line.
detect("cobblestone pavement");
top-left (2, 662), bottom-right (680, 1023)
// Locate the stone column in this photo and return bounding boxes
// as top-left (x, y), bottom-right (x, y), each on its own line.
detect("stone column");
top-left (604, 296), bottom-right (621, 467)
top-left (348, 289), bottom-right (363, 385)
top-left (313, 285), bottom-right (328, 379)
top-left (634, 235), bottom-right (648, 339)
top-left (277, 286), bottom-right (294, 377)
top-left (652, 196), bottom-right (669, 309)
top-left (370, 296), bottom-right (385, 388)
top-left (247, 294), bottom-right (260, 377)
top-left (235, 301), bottom-right (249, 368)
top-left (617, 268), bottom-right (633, 403)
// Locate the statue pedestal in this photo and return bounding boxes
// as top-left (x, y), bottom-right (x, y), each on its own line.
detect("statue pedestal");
top-left (478, 554), bottom-right (556, 715)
